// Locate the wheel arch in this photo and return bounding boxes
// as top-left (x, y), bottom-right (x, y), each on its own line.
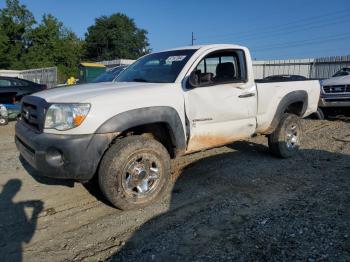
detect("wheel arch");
top-left (95, 106), bottom-right (187, 157)
top-left (263, 90), bottom-right (308, 135)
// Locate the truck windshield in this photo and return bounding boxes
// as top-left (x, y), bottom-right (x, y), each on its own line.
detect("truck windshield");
top-left (116, 49), bottom-right (197, 83)
top-left (92, 65), bottom-right (127, 83)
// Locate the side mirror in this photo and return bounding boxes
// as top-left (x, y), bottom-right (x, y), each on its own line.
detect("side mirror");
top-left (188, 71), bottom-right (213, 88)
top-left (200, 73), bottom-right (213, 85)
top-left (188, 70), bottom-right (200, 88)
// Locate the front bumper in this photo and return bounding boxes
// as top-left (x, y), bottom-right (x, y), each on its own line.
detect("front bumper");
top-left (319, 96), bottom-right (350, 107)
top-left (15, 121), bottom-right (112, 181)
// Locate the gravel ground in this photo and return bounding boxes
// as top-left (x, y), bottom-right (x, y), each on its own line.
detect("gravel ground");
top-left (0, 117), bottom-right (349, 262)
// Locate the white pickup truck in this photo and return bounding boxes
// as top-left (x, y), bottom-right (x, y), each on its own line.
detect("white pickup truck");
top-left (15, 44), bottom-right (320, 209)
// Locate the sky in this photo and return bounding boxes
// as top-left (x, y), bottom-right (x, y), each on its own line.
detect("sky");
top-left (1, 0), bottom-right (350, 59)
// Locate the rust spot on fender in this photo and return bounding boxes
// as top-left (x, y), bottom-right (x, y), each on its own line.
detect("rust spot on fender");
top-left (102, 132), bottom-right (121, 141)
top-left (97, 132), bottom-right (121, 149)
top-left (186, 134), bottom-right (246, 154)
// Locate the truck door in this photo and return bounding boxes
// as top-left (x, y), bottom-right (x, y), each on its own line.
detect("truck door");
top-left (184, 49), bottom-right (257, 153)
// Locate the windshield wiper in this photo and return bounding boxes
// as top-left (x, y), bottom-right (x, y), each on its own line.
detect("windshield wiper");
top-left (132, 78), bottom-right (149, 82)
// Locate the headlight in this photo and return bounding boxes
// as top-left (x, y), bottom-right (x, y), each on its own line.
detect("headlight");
top-left (44, 104), bottom-right (90, 131)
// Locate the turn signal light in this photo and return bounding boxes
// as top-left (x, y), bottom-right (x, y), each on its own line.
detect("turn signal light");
top-left (74, 115), bottom-right (86, 126)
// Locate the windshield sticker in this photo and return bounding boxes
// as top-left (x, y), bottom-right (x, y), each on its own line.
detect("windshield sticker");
top-left (166, 55), bottom-right (186, 63)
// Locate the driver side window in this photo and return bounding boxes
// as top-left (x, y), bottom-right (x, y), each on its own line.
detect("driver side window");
top-left (194, 50), bottom-right (246, 86)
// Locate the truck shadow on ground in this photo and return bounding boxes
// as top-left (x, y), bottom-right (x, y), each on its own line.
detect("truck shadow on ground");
top-left (109, 141), bottom-right (350, 261)
top-left (0, 179), bottom-right (43, 262)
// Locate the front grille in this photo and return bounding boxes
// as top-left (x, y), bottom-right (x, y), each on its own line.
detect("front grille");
top-left (323, 85), bottom-right (350, 94)
top-left (22, 102), bottom-right (39, 130)
top-left (20, 96), bottom-right (48, 132)
top-left (324, 98), bottom-right (350, 102)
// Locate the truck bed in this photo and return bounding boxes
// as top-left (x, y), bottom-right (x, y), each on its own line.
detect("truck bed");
top-left (255, 80), bottom-right (321, 133)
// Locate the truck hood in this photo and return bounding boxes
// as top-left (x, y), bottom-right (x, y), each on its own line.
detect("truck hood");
top-left (322, 75), bottom-right (350, 86)
top-left (33, 80), bottom-right (185, 135)
top-left (34, 82), bottom-right (172, 103)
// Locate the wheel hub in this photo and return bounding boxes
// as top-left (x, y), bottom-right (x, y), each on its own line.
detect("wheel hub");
top-left (134, 167), bottom-right (147, 180)
top-left (123, 155), bottom-right (160, 196)
top-left (286, 124), bottom-right (298, 150)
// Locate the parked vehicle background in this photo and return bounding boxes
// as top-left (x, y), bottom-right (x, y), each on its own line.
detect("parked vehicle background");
top-left (0, 104), bottom-right (21, 125)
top-left (92, 65), bottom-right (128, 83)
top-left (318, 68), bottom-right (350, 117)
top-left (259, 74), bottom-right (308, 82)
top-left (0, 76), bottom-right (47, 104)
top-left (0, 104), bottom-right (8, 125)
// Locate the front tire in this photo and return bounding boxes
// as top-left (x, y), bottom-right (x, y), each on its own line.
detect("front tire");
top-left (268, 113), bottom-right (302, 158)
top-left (98, 136), bottom-right (171, 210)
top-left (0, 117), bottom-right (8, 126)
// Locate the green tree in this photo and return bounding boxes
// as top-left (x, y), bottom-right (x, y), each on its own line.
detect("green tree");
top-left (0, 0), bottom-right (35, 69)
top-left (22, 14), bottom-right (83, 82)
top-left (0, 1), bottom-right (83, 82)
top-left (0, 26), bottom-right (10, 68)
top-left (85, 13), bottom-right (150, 61)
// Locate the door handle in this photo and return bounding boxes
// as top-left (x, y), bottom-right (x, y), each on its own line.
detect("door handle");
top-left (239, 93), bottom-right (255, 98)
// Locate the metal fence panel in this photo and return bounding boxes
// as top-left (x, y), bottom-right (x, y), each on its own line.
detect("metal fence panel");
top-left (19, 67), bottom-right (57, 88)
top-left (1, 67), bottom-right (57, 88)
top-left (253, 55), bottom-right (350, 80)
top-left (311, 55), bottom-right (350, 79)
top-left (98, 59), bottom-right (135, 68)
top-left (253, 59), bottom-right (314, 79)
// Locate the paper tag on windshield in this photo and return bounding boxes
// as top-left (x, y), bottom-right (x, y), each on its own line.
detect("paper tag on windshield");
top-left (166, 56), bottom-right (186, 63)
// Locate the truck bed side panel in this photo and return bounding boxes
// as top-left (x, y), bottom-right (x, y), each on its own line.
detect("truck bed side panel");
top-left (255, 80), bottom-right (320, 133)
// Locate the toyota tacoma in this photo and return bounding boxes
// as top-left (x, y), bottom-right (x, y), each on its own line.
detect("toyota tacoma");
top-left (15, 44), bottom-right (320, 210)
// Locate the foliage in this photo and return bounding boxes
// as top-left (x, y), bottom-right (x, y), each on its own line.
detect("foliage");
top-left (0, 1), bottom-right (150, 83)
top-left (85, 13), bottom-right (150, 61)
top-left (0, 0), bottom-right (35, 69)
top-left (21, 15), bottom-right (83, 82)
top-left (0, 26), bottom-right (10, 68)
top-left (0, 0), bottom-right (83, 81)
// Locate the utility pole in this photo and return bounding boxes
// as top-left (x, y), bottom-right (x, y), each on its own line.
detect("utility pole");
top-left (191, 32), bottom-right (196, 46)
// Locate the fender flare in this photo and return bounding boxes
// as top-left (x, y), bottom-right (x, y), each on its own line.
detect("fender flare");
top-left (264, 90), bottom-right (308, 134)
top-left (95, 106), bottom-right (186, 154)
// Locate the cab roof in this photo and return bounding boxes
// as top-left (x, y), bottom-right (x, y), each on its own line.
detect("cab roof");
top-left (163, 44), bottom-right (247, 52)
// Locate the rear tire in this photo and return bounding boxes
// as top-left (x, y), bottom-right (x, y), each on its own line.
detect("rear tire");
top-left (268, 113), bottom-right (302, 158)
top-left (98, 136), bottom-right (171, 210)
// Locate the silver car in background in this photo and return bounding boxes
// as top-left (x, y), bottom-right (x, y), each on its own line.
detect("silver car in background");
top-left (319, 68), bottom-right (350, 108)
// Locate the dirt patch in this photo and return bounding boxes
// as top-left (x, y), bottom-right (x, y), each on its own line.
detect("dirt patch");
top-left (186, 134), bottom-right (247, 154)
top-left (0, 118), bottom-right (349, 261)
